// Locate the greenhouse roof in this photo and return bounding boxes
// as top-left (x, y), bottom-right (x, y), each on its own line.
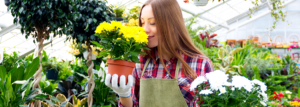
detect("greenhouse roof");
top-left (0, 0), bottom-right (297, 61)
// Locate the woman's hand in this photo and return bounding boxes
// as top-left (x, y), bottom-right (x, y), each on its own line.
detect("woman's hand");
top-left (105, 74), bottom-right (133, 98)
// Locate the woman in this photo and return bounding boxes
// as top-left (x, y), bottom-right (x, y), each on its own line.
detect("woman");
top-left (105, 0), bottom-right (213, 107)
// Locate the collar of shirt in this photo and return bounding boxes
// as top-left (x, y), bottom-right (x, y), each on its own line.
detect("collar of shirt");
top-left (150, 47), bottom-right (181, 65)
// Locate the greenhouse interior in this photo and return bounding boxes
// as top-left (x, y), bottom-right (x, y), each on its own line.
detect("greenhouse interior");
top-left (1, 0), bottom-right (300, 106)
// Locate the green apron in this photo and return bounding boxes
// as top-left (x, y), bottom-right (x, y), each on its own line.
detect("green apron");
top-left (139, 58), bottom-right (188, 107)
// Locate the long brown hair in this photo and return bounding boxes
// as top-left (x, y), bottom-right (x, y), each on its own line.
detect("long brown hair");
top-left (139, 0), bottom-right (205, 79)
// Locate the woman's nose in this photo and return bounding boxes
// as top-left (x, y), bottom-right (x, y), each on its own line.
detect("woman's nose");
top-left (143, 23), bottom-right (150, 34)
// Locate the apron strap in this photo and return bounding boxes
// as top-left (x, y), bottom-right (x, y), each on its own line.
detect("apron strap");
top-left (141, 58), bottom-right (151, 77)
top-left (175, 59), bottom-right (180, 79)
top-left (141, 58), bottom-right (181, 80)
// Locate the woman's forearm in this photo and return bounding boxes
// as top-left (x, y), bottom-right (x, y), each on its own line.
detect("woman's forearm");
top-left (120, 96), bottom-right (133, 107)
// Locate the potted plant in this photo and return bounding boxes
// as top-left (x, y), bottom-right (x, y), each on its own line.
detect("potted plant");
top-left (193, 0), bottom-right (208, 6)
top-left (114, 6), bottom-right (125, 21)
top-left (42, 58), bottom-right (60, 80)
top-left (4, 0), bottom-right (9, 6)
top-left (92, 21), bottom-right (149, 83)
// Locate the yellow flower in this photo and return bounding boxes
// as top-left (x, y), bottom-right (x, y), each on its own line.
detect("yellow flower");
top-left (82, 44), bottom-right (87, 48)
top-left (117, 38), bottom-right (121, 40)
top-left (122, 13), bottom-right (126, 17)
top-left (107, 55), bottom-right (111, 59)
top-left (111, 21), bottom-right (123, 29)
top-left (78, 99), bottom-right (81, 106)
top-left (92, 50), bottom-right (98, 56)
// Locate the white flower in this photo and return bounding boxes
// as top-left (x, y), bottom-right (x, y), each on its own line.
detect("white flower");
top-left (260, 101), bottom-right (267, 106)
top-left (199, 89), bottom-right (213, 95)
top-left (218, 87), bottom-right (226, 95)
top-left (98, 62), bottom-right (107, 82)
top-left (285, 90), bottom-right (292, 94)
top-left (258, 92), bottom-right (268, 102)
top-left (252, 79), bottom-right (267, 92)
top-left (231, 75), bottom-right (253, 92)
top-left (231, 87), bottom-right (235, 91)
top-left (206, 70), bottom-right (229, 91)
top-left (190, 76), bottom-right (207, 91)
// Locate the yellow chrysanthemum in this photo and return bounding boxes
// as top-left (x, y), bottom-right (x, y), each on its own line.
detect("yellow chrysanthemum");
top-left (111, 21), bottom-right (123, 29)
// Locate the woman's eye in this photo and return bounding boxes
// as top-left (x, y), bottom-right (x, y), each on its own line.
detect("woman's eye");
top-left (150, 23), bottom-right (155, 25)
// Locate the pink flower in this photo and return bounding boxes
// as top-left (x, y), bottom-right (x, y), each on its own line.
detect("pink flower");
top-left (298, 71), bottom-right (300, 73)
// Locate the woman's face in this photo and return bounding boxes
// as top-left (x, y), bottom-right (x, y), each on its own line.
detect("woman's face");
top-left (141, 5), bottom-right (158, 48)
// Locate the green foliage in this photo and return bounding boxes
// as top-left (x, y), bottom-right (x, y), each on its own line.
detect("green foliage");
top-left (58, 61), bottom-right (73, 80)
top-left (77, 72), bottom-right (117, 107)
top-left (113, 6), bottom-right (125, 18)
top-left (68, 0), bottom-right (115, 46)
top-left (264, 73), bottom-right (293, 95)
top-left (8, 0), bottom-right (74, 40)
top-left (1, 50), bottom-right (19, 72)
top-left (213, 45), bottom-right (244, 75)
top-left (0, 57), bottom-right (53, 107)
top-left (184, 14), bottom-right (211, 56)
top-left (39, 76), bottom-right (58, 95)
top-left (123, 6), bottom-right (141, 22)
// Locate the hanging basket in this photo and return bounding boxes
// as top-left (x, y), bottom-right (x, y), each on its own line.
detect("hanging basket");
top-left (193, 0), bottom-right (208, 6)
top-left (248, 35), bottom-right (261, 48)
top-left (260, 34), bottom-right (275, 48)
top-left (288, 34), bottom-right (299, 48)
top-left (107, 59), bottom-right (135, 84)
top-left (274, 36), bottom-right (286, 48)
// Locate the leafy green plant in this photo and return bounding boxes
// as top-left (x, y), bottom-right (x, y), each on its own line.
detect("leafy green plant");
top-left (42, 93), bottom-right (87, 107)
top-left (39, 76), bottom-right (58, 95)
top-left (1, 50), bottom-right (20, 72)
top-left (77, 72), bottom-right (117, 107)
top-left (0, 57), bottom-right (55, 107)
top-left (113, 6), bottom-right (125, 18)
top-left (213, 45), bottom-right (245, 75)
top-left (58, 61), bottom-right (73, 80)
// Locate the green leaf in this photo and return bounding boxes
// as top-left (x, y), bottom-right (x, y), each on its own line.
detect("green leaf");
top-left (91, 41), bottom-right (103, 48)
top-left (98, 51), bottom-right (108, 58)
top-left (11, 66), bottom-right (25, 83)
top-left (24, 57), bottom-right (40, 80)
top-left (87, 18), bottom-right (93, 24)
top-left (93, 18), bottom-right (97, 24)
top-left (0, 65), bottom-right (7, 80)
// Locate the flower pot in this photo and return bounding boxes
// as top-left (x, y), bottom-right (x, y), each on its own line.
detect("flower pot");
top-left (46, 69), bottom-right (58, 80)
top-left (115, 17), bottom-right (124, 21)
top-left (193, 0), bottom-right (208, 6)
top-left (107, 59), bottom-right (135, 83)
top-left (83, 51), bottom-right (97, 60)
top-left (4, 0), bottom-right (10, 6)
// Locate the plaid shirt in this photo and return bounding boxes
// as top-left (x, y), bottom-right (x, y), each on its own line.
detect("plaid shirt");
top-left (118, 48), bottom-right (213, 107)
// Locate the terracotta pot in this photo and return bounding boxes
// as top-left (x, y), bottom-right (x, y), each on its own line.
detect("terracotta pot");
top-left (107, 59), bottom-right (135, 83)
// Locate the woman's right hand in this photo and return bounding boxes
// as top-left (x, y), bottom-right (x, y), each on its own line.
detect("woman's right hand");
top-left (105, 74), bottom-right (133, 98)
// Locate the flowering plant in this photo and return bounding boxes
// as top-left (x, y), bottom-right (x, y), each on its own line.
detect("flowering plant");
top-left (190, 70), bottom-right (268, 106)
top-left (67, 39), bottom-right (102, 58)
top-left (92, 21), bottom-right (149, 63)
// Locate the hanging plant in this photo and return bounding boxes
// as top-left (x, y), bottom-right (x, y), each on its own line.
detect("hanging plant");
top-left (249, 0), bottom-right (287, 30)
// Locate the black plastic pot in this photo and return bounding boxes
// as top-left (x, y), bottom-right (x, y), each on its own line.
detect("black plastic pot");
top-left (115, 17), bottom-right (124, 21)
top-left (4, 0), bottom-right (9, 6)
top-left (46, 69), bottom-right (58, 80)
